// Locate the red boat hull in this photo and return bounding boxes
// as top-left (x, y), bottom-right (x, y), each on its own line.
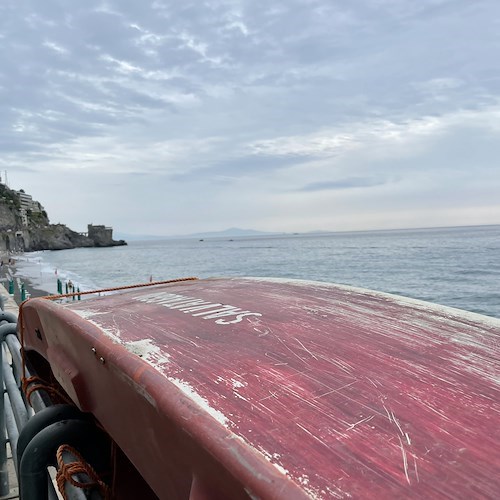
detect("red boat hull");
top-left (20, 278), bottom-right (500, 498)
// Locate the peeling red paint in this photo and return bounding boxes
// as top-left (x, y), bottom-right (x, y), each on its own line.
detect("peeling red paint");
top-left (21, 278), bottom-right (500, 498)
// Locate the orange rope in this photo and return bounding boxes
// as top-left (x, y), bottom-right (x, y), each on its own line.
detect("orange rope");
top-left (22, 375), bottom-right (73, 406)
top-left (56, 444), bottom-right (111, 499)
top-left (18, 277), bottom-right (198, 405)
top-left (40, 276), bottom-right (198, 301)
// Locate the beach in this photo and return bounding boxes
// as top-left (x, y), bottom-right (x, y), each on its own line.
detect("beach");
top-left (0, 252), bottom-right (49, 305)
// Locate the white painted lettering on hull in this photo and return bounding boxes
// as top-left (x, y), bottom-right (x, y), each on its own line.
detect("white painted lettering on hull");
top-left (133, 291), bottom-right (262, 325)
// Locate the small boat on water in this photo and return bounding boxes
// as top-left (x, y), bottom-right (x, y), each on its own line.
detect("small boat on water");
top-left (17, 277), bottom-right (500, 498)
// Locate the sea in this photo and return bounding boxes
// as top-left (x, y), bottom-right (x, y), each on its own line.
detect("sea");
top-left (13, 224), bottom-right (500, 319)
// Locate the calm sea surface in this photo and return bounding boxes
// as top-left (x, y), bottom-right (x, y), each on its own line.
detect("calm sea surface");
top-left (15, 225), bottom-right (500, 319)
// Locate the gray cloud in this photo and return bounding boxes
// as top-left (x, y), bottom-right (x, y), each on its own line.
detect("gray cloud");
top-left (299, 178), bottom-right (388, 192)
top-left (1, 0), bottom-right (499, 234)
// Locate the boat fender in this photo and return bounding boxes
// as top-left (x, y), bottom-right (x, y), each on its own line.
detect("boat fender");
top-left (19, 419), bottom-right (111, 500)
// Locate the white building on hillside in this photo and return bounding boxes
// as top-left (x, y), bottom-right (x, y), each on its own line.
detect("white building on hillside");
top-left (16, 191), bottom-right (44, 226)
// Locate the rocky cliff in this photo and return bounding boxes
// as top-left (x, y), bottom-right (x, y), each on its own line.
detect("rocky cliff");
top-left (0, 184), bottom-right (126, 252)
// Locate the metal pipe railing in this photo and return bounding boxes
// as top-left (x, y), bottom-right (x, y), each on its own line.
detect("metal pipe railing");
top-left (0, 319), bottom-right (17, 497)
top-left (4, 391), bottom-right (19, 475)
top-left (2, 352), bottom-right (29, 431)
top-left (4, 333), bottom-right (50, 413)
top-left (19, 419), bottom-right (110, 500)
top-left (16, 405), bottom-right (95, 500)
top-left (5, 333), bottom-right (23, 385)
top-left (0, 293), bottom-right (105, 499)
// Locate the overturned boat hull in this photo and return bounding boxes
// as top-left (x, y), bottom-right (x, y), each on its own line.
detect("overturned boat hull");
top-left (20, 277), bottom-right (500, 498)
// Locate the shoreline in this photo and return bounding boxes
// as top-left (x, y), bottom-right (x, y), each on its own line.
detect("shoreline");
top-left (0, 252), bottom-right (53, 305)
top-left (1, 251), bottom-right (106, 306)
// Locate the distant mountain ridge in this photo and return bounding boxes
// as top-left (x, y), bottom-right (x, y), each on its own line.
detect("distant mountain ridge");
top-left (115, 227), bottom-right (283, 241)
top-left (180, 227), bottom-right (283, 239)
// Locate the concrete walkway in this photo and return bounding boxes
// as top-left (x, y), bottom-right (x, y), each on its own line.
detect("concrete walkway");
top-left (0, 284), bottom-right (18, 318)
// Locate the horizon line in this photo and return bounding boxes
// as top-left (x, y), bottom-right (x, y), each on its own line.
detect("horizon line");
top-left (120, 222), bottom-right (500, 240)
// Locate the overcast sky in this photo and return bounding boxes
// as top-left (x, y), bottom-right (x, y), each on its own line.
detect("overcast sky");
top-left (1, 0), bottom-right (499, 235)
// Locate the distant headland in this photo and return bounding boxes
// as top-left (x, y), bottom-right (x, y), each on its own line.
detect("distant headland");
top-left (0, 183), bottom-right (126, 252)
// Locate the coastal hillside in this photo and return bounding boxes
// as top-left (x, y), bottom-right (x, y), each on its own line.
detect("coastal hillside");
top-left (0, 183), bottom-right (126, 252)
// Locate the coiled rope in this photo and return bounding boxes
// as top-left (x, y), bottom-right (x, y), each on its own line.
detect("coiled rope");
top-left (56, 444), bottom-right (111, 500)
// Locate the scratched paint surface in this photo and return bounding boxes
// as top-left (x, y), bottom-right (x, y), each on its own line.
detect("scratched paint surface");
top-left (66, 278), bottom-right (500, 498)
